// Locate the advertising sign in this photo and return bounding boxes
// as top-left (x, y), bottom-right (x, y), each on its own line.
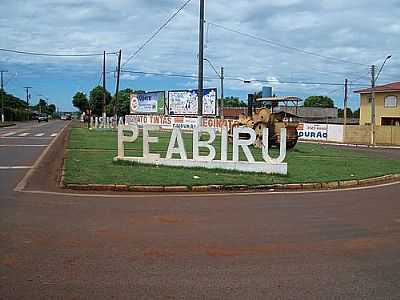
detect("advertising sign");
top-left (297, 123), bottom-right (328, 140)
top-left (168, 88), bottom-right (217, 115)
top-left (125, 114), bottom-right (237, 131)
top-left (130, 91), bottom-right (165, 114)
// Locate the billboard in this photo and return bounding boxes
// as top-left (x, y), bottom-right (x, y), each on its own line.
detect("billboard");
top-left (168, 88), bottom-right (217, 115)
top-left (297, 123), bottom-right (328, 140)
top-left (130, 91), bottom-right (165, 114)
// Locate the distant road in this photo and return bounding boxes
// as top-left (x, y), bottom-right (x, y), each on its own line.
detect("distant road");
top-left (0, 120), bottom-right (399, 299)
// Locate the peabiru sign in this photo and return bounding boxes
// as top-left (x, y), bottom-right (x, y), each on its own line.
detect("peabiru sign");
top-left (115, 125), bottom-right (288, 174)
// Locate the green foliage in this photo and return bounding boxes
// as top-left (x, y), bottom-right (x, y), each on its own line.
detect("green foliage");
top-left (64, 128), bottom-right (400, 186)
top-left (32, 98), bottom-right (58, 117)
top-left (304, 96), bottom-right (334, 108)
top-left (1, 89), bottom-right (31, 121)
top-left (223, 96), bottom-right (247, 107)
top-left (72, 91), bottom-right (89, 112)
top-left (338, 108), bottom-right (353, 118)
top-left (89, 86), bottom-right (111, 116)
top-left (353, 108), bottom-right (360, 119)
top-left (110, 88), bottom-right (133, 116)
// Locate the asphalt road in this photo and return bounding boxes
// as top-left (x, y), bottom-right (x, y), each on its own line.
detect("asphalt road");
top-left (1, 122), bottom-right (400, 299)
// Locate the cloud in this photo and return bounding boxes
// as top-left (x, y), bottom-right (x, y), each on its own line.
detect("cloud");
top-left (0, 0), bottom-right (398, 110)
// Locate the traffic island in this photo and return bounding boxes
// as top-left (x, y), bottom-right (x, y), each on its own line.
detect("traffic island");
top-left (62, 127), bottom-right (400, 192)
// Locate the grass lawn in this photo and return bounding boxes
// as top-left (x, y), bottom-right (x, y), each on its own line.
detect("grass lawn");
top-left (64, 127), bottom-right (400, 186)
top-left (0, 122), bottom-right (15, 128)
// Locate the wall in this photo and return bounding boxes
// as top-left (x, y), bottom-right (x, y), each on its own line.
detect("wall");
top-left (359, 92), bottom-right (400, 125)
top-left (344, 125), bottom-right (400, 145)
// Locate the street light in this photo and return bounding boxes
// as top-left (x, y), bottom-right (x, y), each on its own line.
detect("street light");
top-left (203, 58), bottom-right (224, 120)
top-left (370, 54), bottom-right (392, 145)
top-left (0, 70), bottom-right (8, 123)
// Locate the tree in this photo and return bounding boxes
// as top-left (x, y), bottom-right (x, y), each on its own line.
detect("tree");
top-left (304, 96), bottom-right (334, 108)
top-left (48, 104), bottom-right (56, 115)
top-left (107, 89), bottom-right (146, 116)
top-left (353, 108), bottom-right (360, 119)
top-left (223, 97), bottom-right (247, 107)
top-left (72, 91), bottom-right (89, 113)
top-left (338, 108), bottom-right (353, 118)
top-left (89, 86), bottom-right (111, 116)
top-left (111, 88), bottom-right (133, 116)
top-left (37, 99), bottom-right (47, 113)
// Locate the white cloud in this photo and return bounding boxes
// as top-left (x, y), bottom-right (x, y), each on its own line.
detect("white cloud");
top-left (0, 0), bottom-right (398, 110)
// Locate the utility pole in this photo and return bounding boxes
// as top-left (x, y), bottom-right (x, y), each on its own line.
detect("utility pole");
top-left (1, 70), bottom-right (8, 123)
top-left (197, 0), bottom-right (205, 118)
top-left (103, 50), bottom-right (106, 118)
top-left (220, 66), bottom-right (224, 120)
top-left (114, 49), bottom-right (122, 118)
top-left (343, 78), bottom-right (348, 126)
top-left (24, 87), bottom-right (32, 106)
top-left (370, 65), bottom-right (376, 145)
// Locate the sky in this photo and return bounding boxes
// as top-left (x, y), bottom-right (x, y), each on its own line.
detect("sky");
top-left (0, 0), bottom-right (399, 112)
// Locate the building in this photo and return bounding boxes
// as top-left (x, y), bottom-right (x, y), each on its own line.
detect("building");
top-left (355, 82), bottom-right (400, 126)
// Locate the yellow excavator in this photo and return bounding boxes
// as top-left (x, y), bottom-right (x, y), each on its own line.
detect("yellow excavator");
top-left (231, 96), bottom-right (302, 150)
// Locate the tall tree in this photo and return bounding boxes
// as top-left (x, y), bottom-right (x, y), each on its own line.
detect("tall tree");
top-left (304, 96), bottom-right (334, 108)
top-left (338, 108), bottom-right (352, 118)
top-left (353, 108), bottom-right (360, 119)
top-left (72, 91), bottom-right (89, 112)
top-left (223, 97), bottom-right (247, 107)
top-left (89, 86), bottom-right (111, 116)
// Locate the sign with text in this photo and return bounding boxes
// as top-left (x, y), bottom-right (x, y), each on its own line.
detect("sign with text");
top-left (130, 91), bottom-right (165, 114)
top-left (125, 114), bottom-right (237, 131)
top-left (115, 125), bottom-right (287, 174)
top-left (297, 123), bottom-right (328, 140)
top-left (168, 88), bottom-right (217, 115)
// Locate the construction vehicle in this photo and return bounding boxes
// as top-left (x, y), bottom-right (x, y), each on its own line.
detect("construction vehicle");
top-left (230, 96), bottom-right (302, 150)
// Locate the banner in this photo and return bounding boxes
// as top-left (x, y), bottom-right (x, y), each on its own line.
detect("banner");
top-left (297, 123), bottom-right (328, 140)
top-left (130, 91), bottom-right (165, 114)
top-left (125, 114), bottom-right (236, 131)
top-left (168, 88), bottom-right (217, 115)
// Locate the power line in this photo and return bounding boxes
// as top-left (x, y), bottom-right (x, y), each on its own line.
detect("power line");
top-left (121, 69), bottom-right (368, 87)
top-left (121, 70), bottom-right (217, 80)
top-left (208, 22), bottom-right (369, 67)
top-left (122, 0), bottom-right (193, 68)
top-left (0, 48), bottom-right (117, 57)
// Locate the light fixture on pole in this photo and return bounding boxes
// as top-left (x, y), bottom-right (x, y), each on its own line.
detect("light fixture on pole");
top-left (203, 58), bottom-right (224, 120)
top-left (370, 55), bottom-right (392, 145)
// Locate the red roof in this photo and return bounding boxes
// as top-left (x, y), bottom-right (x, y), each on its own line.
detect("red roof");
top-left (354, 81), bottom-right (400, 93)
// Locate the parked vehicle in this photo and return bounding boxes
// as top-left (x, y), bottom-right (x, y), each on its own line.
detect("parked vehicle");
top-left (61, 114), bottom-right (72, 120)
top-left (38, 114), bottom-right (49, 122)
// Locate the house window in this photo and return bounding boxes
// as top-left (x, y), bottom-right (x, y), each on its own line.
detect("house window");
top-left (384, 96), bottom-right (397, 108)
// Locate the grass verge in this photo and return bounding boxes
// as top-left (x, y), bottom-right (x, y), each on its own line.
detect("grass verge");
top-left (64, 127), bottom-right (400, 187)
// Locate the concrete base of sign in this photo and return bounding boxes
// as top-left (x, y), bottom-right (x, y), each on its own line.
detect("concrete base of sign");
top-left (114, 156), bottom-right (287, 175)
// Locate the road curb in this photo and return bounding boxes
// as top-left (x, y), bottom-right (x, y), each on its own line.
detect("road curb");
top-left (63, 174), bottom-right (400, 193)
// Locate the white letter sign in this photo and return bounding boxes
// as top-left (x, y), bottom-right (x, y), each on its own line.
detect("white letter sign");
top-left (115, 125), bottom-right (288, 174)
